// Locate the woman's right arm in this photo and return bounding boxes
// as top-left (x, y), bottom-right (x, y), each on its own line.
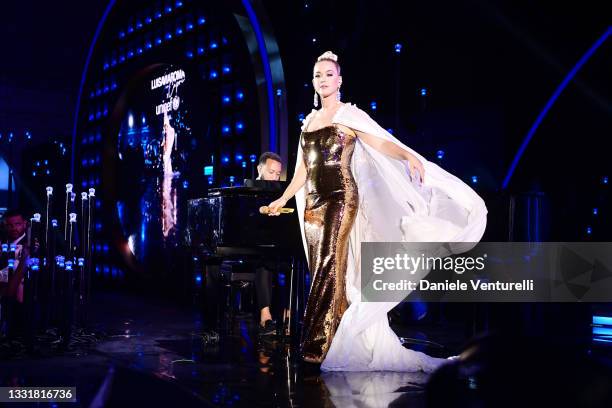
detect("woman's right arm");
top-left (267, 160), bottom-right (307, 215)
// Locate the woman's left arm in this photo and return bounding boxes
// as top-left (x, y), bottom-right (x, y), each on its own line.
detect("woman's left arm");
top-left (353, 128), bottom-right (425, 183)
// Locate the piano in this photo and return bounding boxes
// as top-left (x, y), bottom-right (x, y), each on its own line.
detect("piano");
top-left (186, 184), bottom-right (304, 258)
top-left (186, 184), bottom-right (307, 340)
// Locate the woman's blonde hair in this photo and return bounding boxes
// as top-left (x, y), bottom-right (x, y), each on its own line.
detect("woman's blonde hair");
top-left (316, 50), bottom-right (341, 75)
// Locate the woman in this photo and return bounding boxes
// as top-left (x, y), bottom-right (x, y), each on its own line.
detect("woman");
top-left (268, 51), bottom-right (487, 372)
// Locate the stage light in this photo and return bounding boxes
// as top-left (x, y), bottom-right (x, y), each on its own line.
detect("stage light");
top-left (142, 116), bottom-right (146, 124)
top-left (127, 25), bottom-right (134, 33)
top-left (370, 101), bottom-right (377, 110)
top-left (437, 150), bottom-right (445, 159)
top-left (32, 171), bottom-right (36, 176)
top-left (128, 114), bottom-right (134, 128)
top-left (119, 31), bottom-right (125, 38)
top-left (236, 122), bottom-right (244, 130)
top-left (111, 59), bottom-right (117, 66)
top-left (222, 155), bottom-right (230, 164)
top-left (119, 55), bottom-right (126, 62)
top-left (603, 176), bottom-right (609, 184)
top-left (236, 91), bottom-right (244, 100)
top-left (165, 6), bottom-right (172, 13)
top-left (250, 154), bottom-right (257, 163)
top-left (222, 65), bottom-right (231, 74)
top-left (145, 16), bottom-right (152, 24)
top-left (165, 32), bottom-right (172, 40)
top-left (593, 208), bottom-right (598, 215)
top-left (128, 50), bottom-right (134, 58)
top-left (186, 51), bottom-right (194, 58)
top-left (242, 161), bottom-right (246, 168)
top-left (587, 226), bottom-right (592, 235)
top-left (186, 22), bottom-right (194, 31)
top-left (235, 153), bottom-right (243, 161)
top-left (210, 70), bottom-right (218, 79)
top-left (46, 169), bottom-right (50, 175)
top-left (312, 38), bottom-right (317, 43)
top-left (137, 47), bottom-right (143, 54)
top-left (103, 85), bottom-right (109, 93)
top-left (222, 95), bottom-right (231, 104)
top-left (155, 11), bottom-right (162, 19)
top-left (298, 113), bottom-right (305, 121)
top-left (222, 125), bottom-right (230, 134)
top-left (421, 88), bottom-right (427, 96)
top-left (103, 62), bottom-right (109, 70)
top-left (198, 17), bottom-right (206, 25)
top-left (222, 37), bottom-right (228, 45)
top-left (183, 180), bottom-right (189, 189)
top-left (197, 47), bottom-right (204, 55)
top-left (82, 159), bottom-right (88, 167)
top-left (471, 175), bottom-right (478, 184)
top-left (136, 20), bottom-right (143, 29)
top-left (394, 43), bottom-right (402, 53)
top-left (276, 89), bottom-right (282, 96)
top-left (195, 275), bottom-right (202, 283)
top-left (229, 176), bottom-right (235, 183)
top-left (208, 177), bottom-right (214, 185)
top-left (176, 27), bottom-right (183, 36)
top-left (210, 41), bottom-right (218, 49)
top-left (156, 37), bottom-right (162, 45)
top-left (387, 128), bottom-right (393, 134)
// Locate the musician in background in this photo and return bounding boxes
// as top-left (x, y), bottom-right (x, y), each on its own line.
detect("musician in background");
top-left (247, 152), bottom-right (285, 335)
top-left (0, 209), bottom-right (29, 339)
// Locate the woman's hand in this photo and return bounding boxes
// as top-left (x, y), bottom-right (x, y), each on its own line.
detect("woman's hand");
top-left (406, 153), bottom-right (425, 184)
top-left (267, 197), bottom-right (288, 216)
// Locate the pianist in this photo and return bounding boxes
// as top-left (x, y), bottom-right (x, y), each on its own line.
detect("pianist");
top-left (246, 152), bottom-right (286, 335)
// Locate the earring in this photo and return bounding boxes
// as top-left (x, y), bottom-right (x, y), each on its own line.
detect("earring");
top-left (336, 87), bottom-right (341, 102)
top-left (313, 91), bottom-right (319, 108)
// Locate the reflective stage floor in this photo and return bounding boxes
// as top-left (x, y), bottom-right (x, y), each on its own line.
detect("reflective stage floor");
top-left (2, 291), bottom-right (612, 407)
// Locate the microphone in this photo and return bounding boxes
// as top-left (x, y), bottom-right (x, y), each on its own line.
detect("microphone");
top-left (259, 206), bottom-right (295, 215)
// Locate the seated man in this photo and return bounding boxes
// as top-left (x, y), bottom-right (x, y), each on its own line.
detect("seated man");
top-left (250, 152), bottom-right (286, 335)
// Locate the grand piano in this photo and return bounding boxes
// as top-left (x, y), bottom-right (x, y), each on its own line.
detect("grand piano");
top-left (186, 183), bottom-right (307, 339)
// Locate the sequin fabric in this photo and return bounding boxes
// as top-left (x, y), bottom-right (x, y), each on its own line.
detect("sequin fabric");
top-left (300, 124), bottom-right (358, 363)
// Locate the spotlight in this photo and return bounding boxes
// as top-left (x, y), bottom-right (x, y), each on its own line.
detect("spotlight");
top-left (471, 176), bottom-right (478, 184)
top-left (593, 208), bottom-right (598, 215)
top-left (421, 88), bottom-right (427, 96)
top-left (249, 154), bottom-right (257, 163)
top-left (587, 226), bottom-right (593, 235)
top-left (370, 101), bottom-right (377, 110)
top-left (437, 150), bottom-right (445, 159)
top-left (236, 91), bottom-right (244, 100)
top-left (394, 43), bottom-right (402, 53)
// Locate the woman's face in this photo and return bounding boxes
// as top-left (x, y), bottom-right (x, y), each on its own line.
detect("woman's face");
top-left (312, 60), bottom-right (342, 100)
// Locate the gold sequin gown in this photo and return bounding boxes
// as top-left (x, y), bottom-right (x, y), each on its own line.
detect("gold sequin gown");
top-left (300, 124), bottom-right (358, 363)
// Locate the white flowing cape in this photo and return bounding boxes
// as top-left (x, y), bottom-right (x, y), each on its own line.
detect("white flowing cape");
top-left (294, 103), bottom-right (488, 372)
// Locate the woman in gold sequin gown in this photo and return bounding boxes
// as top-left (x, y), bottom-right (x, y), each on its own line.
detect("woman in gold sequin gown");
top-left (268, 51), bottom-right (486, 371)
top-left (267, 51), bottom-right (426, 364)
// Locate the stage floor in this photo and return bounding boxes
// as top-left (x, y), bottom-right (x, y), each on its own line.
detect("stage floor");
top-left (2, 291), bottom-right (612, 407)
top-left (0, 291), bottom-right (468, 407)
